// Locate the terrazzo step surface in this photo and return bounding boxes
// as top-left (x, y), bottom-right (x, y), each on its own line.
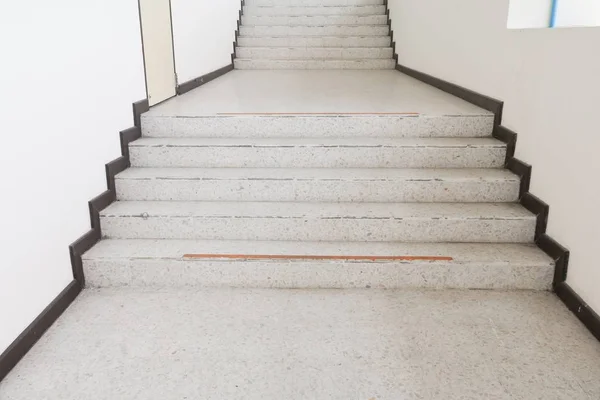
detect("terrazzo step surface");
top-left (242, 15), bottom-right (387, 26)
top-left (234, 58), bottom-right (395, 70)
top-left (141, 114), bottom-right (494, 138)
top-left (237, 35), bottom-right (391, 48)
top-left (249, 0), bottom-right (384, 6)
top-left (99, 201), bottom-right (536, 242)
top-left (129, 137), bottom-right (506, 169)
top-left (243, 5), bottom-right (387, 16)
top-left (236, 47), bottom-right (393, 60)
top-left (239, 25), bottom-right (390, 37)
top-left (83, 240), bottom-right (554, 290)
top-left (115, 168), bottom-right (520, 202)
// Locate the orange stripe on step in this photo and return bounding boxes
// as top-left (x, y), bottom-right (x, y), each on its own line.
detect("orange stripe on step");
top-left (216, 112), bottom-right (420, 116)
top-left (182, 254), bottom-right (453, 262)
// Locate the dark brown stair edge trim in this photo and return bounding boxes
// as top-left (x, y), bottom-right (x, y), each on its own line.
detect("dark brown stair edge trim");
top-left (0, 98), bottom-right (150, 383)
top-left (386, 5), bottom-right (503, 124)
top-left (177, 64), bottom-right (235, 96)
top-left (556, 282), bottom-right (600, 342)
top-left (383, 0), bottom-right (397, 65)
top-left (395, 65), bottom-right (504, 126)
top-left (70, 98), bottom-right (148, 287)
top-left (389, 65), bottom-right (591, 336)
top-left (0, 281), bottom-right (81, 382)
top-left (231, 0), bottom-right (245, 64)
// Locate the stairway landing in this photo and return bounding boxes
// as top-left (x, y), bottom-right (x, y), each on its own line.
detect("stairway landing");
top-left (147, 70), bottom-right (491, 116)
top-left (1, 288), bottom-right (599, 399)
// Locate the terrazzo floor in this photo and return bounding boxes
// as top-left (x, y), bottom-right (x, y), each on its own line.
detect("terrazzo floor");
top-left (1, 288), bottom-right (599, 399)
top-left (145, 70), bottom-right (493, 116)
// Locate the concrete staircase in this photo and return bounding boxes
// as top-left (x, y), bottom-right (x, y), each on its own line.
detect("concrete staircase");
top-left (234, 0), bottom-right (396, 69)
top-left (83, 88), bottom-right (554, 290)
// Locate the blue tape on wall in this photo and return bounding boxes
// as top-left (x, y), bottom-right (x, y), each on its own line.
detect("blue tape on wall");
top-left (550, 0), bottom-right (558, 27)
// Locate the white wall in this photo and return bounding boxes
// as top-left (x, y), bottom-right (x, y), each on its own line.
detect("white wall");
top-left (171, 0), bottom-right (241, 83)
top-left (0, 1), bottom-right (146, 352)
top-left (389, 0), bottom-right (600, 311)
top-left (555, 0), bottom-right (600, 27)
top-left (508, 0), bottom-right (552, 29)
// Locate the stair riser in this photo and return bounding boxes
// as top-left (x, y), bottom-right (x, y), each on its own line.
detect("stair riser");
top-left (240, 25), bottom-right (389, 36)
top-left (141, 116), bottom-right (494, 138)
top-left (116, 179), bottom-right (519, 202)
top-left (236, 47), bottom-right (393, 60)
top-left (242, 15), bottom-right (387, 26)
top-left (84, 259), bottom-right (553, 290)
top-left (130, 146), bottom-right (506, 168)
top-left (248, 0), bottom-right (384, 6)
top-left (235, 59), bottom-right (394, 69)
top-left (237, 36), bottom-right (391, 48)
top-left (100, 217), bottom-right (535, 242)
top-left (243, 5), bottom-right (386, 16)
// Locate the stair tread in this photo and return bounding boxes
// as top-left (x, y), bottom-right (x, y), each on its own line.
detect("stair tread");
top-left (238, 35), bottom-right (391, 38)
top-left (242, 24), bottom-right (389, 27)
top-left (131, 137), bottom-right (503, 146)
top-left (84, 239), bottom-right (552, 265)
top-left (101, 201), bottom-right (534, 220)
top-left (235, 46), bottom-right (390, 49)
top-left (117, 167), bottom-right (518, 182)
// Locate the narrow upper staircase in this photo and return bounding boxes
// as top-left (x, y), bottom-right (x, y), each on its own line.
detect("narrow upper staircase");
top-left (235, 0), bottom-right (396, 69)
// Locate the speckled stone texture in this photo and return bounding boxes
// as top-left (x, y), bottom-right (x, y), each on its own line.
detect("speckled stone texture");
top-left (236, 47), bottom-right (394, 60)
top-left (236, 0), bottom-right (394, 69)
top-left (239, 24), bottom-right (390, 37)
top-left (115, 168), bottom-right (520, 202)
top-left (242, 14), bottom-right (388, 25)
top-left (235, 59), bottom-right (397, 70)
top-left (243, 5), bottom-right (387, 16)
top-left (83, 240), bottom-right (554, 290)
top-left (141, 115), bottom-right (493, 138)
top-left (99, 201), bottom-right (536, 242)
top-left (129, 137), bottom-right (506, 168)
top-left (84, 70), bottom-right (544, 289)
top-left (237, 36), bottom-right (392, 48)
top-left (2, 288), bottom-right (599, 400)
top-left (252, 0), bottom-right (383, 5)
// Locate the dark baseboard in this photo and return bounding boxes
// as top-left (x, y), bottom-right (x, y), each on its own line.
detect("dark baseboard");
top-left (395, 64), bottom-right (504, 127)
top-left (1, 98), bottom-right (149, 383)
top-left (556, 282), bottom-right (600, 341)
top-left (176, 64), bottom-right (234, 95)
top-left (506, 158), bottom-right (531, 199)
top-left (493, 125), bottom-right (517, 162)
top-left (391, 65), bottom-right (596, 339)
top-left (383, 0), bottom-right (398, 66)
top-left (520, 193), bottom-right (549, 241)
top-left (538, 234), bottom-right (570, 288)
top-left (0, 280), bottom-right (81, 381)
top-left (231, 0), bottom-right (245, 64)
top-left (69, 99), bottom-right (148, 288)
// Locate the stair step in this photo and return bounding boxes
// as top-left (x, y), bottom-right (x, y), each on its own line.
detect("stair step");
top-left (240, 25), bottom-right (390, 36)
top-left (116, 168), bottom-right (519, 202)
top-left (248, 0), bottom-right (384, 6)
top-left (236, 47), bottom-right (393, 60)
top-left (242, 15), bottom-right (387, 26)
top-left (99, 201), bottom-right (536, 242)
top-left (234, 58), bottom-right (395, 69)
top-left (129, 137), bottom-right (506, 168)
top-left (83, 239), bottom-right (553, 290)
top-left (237, 35), bottom-right (391, 47)
top-left (141, 113), bottom-right (494, 138)
top-left (243, 5), bottom-right (387, 16)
